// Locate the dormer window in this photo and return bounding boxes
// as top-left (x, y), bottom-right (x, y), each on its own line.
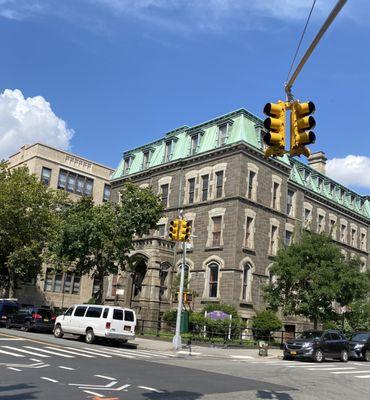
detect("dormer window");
top-left (164, 140), bottom-right (174, 162)
top-left (317, 177), bottom-right (323, 192)
top-left (123, 156), bottom-right (134, 174)
top-left (218, 125), bottom-right (228, 146)
top-left (142, 149), bottom-right (152, 170)
top-left (190, 134), bottom-right (199, 155)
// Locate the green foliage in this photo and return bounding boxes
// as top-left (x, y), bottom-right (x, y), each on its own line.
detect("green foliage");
top-left (252, 310), bottom-right (282, 333)
top-left (0, 162), bottom-right (67, 296)
top-left (46, 182), bottom-right (163, 303)
top-left (163, 310), bottom-right (177, 327)
top-left (264, 231), bottom-right (369, 328)
top-left (345, 297), bottom-right (370, 331)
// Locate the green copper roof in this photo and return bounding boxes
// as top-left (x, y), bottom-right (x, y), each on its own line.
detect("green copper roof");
top-left (112, 107), bottom-right (369, 221)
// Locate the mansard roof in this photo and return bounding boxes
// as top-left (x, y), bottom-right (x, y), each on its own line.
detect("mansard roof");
top-left (112, 108), bottom-right (369, 221)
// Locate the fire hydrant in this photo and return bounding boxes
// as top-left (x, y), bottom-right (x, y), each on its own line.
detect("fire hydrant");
top-left (258, 341), bottom-right (268, 357)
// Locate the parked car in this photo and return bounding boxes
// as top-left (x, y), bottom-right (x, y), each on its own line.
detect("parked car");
top-left (349, 332), bottom-right (370, 362)
top-left (283, 330), bottom-right (349, 362)
top-left (53, 304), bottom-right (136, 344)
top-left (0, 299), bottom-right (19, 326)
top-left (6, 306), bottom-right (56, 333)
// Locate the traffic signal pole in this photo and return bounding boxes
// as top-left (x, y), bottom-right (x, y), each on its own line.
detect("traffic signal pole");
top-left (285, 0), bottom-right (347, 100)
top-left (172, 239), bottom-right (186, 351)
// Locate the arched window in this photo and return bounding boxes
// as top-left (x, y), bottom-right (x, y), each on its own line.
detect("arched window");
top-left (159, 263), bottom-right (171, 301)
top-left (242, 264), bottom-right (251, 301)
top-left (208, 263), bottom-right (219, 298)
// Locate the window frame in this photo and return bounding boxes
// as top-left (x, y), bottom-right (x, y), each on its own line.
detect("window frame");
top-left (41, 167), bottom-right (52, 186)
top-left (208, 263), bottom-right (219, 298)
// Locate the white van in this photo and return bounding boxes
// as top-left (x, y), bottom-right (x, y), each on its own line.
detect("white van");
top-left (54, 305), bottom-right (136, 344)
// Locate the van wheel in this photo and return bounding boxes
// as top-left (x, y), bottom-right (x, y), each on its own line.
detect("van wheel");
top-left (85, 329), bottom-right (95, 344)
top-left (340, 349), bottom-right (349, 363)
top-left (119, 339), bottom-right (128, 346)
top-left (314, 349), bottom-right (324, 363)
top-left (364, 350), bottom-right (370, 362)
top-left (54, 324), bottom-right (64, 338)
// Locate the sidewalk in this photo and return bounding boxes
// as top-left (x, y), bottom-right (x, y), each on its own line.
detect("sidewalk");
top-left (134, 336), bottom-right (283, 360)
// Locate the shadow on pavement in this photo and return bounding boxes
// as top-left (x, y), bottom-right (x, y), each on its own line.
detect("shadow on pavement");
top-left (257, 390), bottom-right (294, 400)
top-left (0, 383), bottom-right (38, 399)
top-left (142, 390), bottom-right (203, 399)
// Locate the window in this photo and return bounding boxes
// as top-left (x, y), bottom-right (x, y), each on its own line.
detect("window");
top-left (287, 190), bottom-right (295, 217)
top-left (92, 277), bottom-right (100, 295)
top-left (245, 216), bottom-right (254, 249)
top-left (72, 276), bottom-right (81, 294)
top-left (161, 184), bottom-right (169, 207)
top-left (242, 265), bottom-right (251, 301)
top-left (360, 231), bottom-right (367, 251)
top-left (54, 273), bottom-right (62, 293)
top-left (317, 214), bottom-right (325, 233)
top-left (272, 182), bottom-right (280, 210)
top-left (201, 175), bottom-right (209, 201)
top-left (164, 141), bottom-right (173, 162)
top-left (157, 224), bottom-right (165, 237)
top-left (215, 171), bottom-right (224, 198)
top-left (103, 184), bottom-right (111, 202)
top-left (285, 230), bottom-right (293, 246)
top-left (103, 308), bottom-right (109, 318)
top-left (44, 270), bottom-right (53, 292)
top-left (188, 178), bottom-right (195, 204)
top-left (125, 310), bottom-right (135, 322)
top-left (124, 157), bottom-right (133, 174)
top-left (270, 225), bottom-right (278, 255)
top-left (247, 171), bottom-right (256, 200)
top-left (317, 177), bottom-right (323, 192)
top-left (113, 309), bottom-right (123, 320)
top-left (41, 167), bottom-right (51, 186)
top-left (304, 208), bottom-right (312, 229)
top-left (86, 307), bottom-right (103, 318)
top-left (211, 216), bottom-right (222, 247)
top-left (65, 307), bottom-right (74, 316)
top-left (350, 227), bottom-right (357, 247)
top-left (64, 273), bottom-right (72, 293)
top-left (329, 216), bottom-right (337, 239)
top-left (74, 306), bottom-right (87, 317)
top-left (218, 125), bottom-right (228, 146)
top-left (340, 223), bottom-right (347, 243)
top-left (58, 169), bottom-right (94, 197)
top-left (208, 263), bottom-right (219, 298)
top-left (44, 270), bottom-right (81, 294)
top-left (190, 134), bottom-right (199, 155)
top-left (142, 151), bottom-right (151, 169)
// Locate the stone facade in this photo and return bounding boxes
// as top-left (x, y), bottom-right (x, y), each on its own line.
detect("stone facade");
top-left (110, 108), bottom-right (370, 332)
top-left (7, 143), bottom-right (114, 309)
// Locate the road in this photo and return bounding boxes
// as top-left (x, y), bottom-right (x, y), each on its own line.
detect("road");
top-left (0, 328), bottom-right (369, 400)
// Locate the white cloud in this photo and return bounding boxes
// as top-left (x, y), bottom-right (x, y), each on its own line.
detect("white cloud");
top-left (327, 155), bottom-right (370, 189)
top-left (0, 89), bottom-right (73, 160)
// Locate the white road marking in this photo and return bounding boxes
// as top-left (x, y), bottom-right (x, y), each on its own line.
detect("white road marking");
top-left (230, 355), bottom-right (255, 359)
top-left (44, 346), bottom-right (94, 358)
top-left (177, 351), bottom-right (202, 356)
top-left (332, 370), bottom-right (370, 374)
top-left (83, 391), bottom-right (104, 397)
top-left (65, 347), bottom-right (111, 358)
top-left (138, 350), bottom-right (177, 357)
top-left (138, 386), bottom-right (163, 393)
top-left (355, 375), bottom-right (370, 379)
top-left (7, 367), bottom-right (22, 371)
top-left (109, 349), bottom-right (151, 358)
top-left (30, 358), bottom-right (42, 362)
top-left (2, 346), bottom-right (50, 357)
top-left (94, 374), bottom-right (116, 381)
top-left (0, 349), bottom-right (24, 357)
top-left (69, 381), bottom-right (117, 388)
top-left (24, 346), bottom-right (74, 358)
top-left (58, 366), bottom-right (75, 370)
top-left (83, 347), bottom-right (135, 359)
top-left (40, 377), bottom-right (59, 383)
top-left (0, 338), bottom-right (23, 341)
top-left (307, 367), bottom-right (356, 371)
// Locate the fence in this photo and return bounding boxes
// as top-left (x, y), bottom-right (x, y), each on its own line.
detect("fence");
top-left (135, 319), bottom-right (302, 348)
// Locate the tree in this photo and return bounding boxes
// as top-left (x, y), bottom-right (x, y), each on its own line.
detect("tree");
top-left (252, 310), bottom-right (282, 339)
top-left (46, 183), bottom-right (163, 303)
top-left (0, 162), bottom-right (66, 297)
top-left (264, 231), bottom-right (369, 329)
top-left (345, 297), bottom-right (370, 331)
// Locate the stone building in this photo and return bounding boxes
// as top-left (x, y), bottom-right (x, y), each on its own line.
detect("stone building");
top-left (110, 108), bottom-right (370, 332)
top-left (7, 143), bottom-right (114, 309)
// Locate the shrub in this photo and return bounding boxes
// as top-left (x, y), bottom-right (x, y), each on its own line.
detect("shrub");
top-left (163, 309), bottom-right (177, 327)
top-left (252, 310), bottom-right (282, 339)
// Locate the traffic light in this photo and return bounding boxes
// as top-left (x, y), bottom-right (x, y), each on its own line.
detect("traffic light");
top-left (263, 101), bottom-right (286, 158)
top-left (290, 101), bottom-right (316, 157)
top-left (178, 219), bottom-right (191, 242)
top-left (168, 219), bottom-right (180, 241)
top-left (184, 292), bottom-right (193, 303)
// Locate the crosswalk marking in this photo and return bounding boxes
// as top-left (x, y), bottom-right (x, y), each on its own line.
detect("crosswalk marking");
top-left (355, 375), bottom-right (370, 379)
top-left (24, 346), bottom-right (74, 358)
top-left (64, 347), bottom-right (112, 358)
top-left (82, 347), bottom-right (135, 359)
top-left (44, 346), bottom-right (95, 358)
top-left (306, 367), bottom-right (356, 371)
top-left (0, 349), bottom-right (24, 357)
top-left (331, 370), bottom-right (370, 374)
top-left (108, 349), bottom-right (151, 358)
top-left (2, 346), bottom-right (50, 358)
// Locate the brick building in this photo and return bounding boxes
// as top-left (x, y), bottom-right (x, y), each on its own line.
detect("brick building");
top-left (110, 108), bottom-right (369, 332)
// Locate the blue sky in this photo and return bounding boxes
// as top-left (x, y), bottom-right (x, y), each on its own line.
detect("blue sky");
top-left (0, 0), bottom-right (369, 193)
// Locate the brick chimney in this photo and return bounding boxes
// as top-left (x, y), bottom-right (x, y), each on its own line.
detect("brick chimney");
top-left (308, 151), bottom-right (327, 175)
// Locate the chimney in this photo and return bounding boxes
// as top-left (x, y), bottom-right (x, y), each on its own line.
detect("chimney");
top-left (308, 151), bottom-right (327, 175)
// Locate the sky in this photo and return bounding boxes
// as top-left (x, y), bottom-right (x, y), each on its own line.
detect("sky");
top-left (0, 0), bottom-right (369, 194)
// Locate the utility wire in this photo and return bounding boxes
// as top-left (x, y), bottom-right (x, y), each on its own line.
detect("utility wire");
top-left (286, 0), bottom-right (317, 83)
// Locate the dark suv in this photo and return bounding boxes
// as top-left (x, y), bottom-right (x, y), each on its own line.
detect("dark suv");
top-left (349, 332), bottom-right (370, 361)
top-left (284, 330), bottom-right (349, 362)
top-left (6, 306), bottom-right (55, 333)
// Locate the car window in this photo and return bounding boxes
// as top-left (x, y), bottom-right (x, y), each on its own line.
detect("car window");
top-left (65, 306), bottom-right (74, 316)
top-left (350, 333), bottom-right (370, 342)
top-left (85, 307), bottom-right (103, 318)
top-left (113, 309), bottom-right (123, 320)
top-left (322, 333), bottom-right (331, 341)
top-left (74, 306), bottom-right (87, 317)
top-left (36, 309), bottom-right (52, 318)
top-left (102, 308), bottom-right (109, 318)
top-left (124, 310), bottom-right (134, 322)
top-left (297, 331), bottom-right (323, 340)
top-left (330, 332), bottom-right (340, 340)
top-left (3, 305), bottom-right (18, 315)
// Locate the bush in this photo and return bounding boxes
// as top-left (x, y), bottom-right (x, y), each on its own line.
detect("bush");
top-left (163, 309), bottom-right (177, 327)
top-left (252, 310), bottom-right (282, 339)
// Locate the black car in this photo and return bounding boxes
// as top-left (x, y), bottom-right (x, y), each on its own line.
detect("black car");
top-left (6, 306), bottom-right (56, 333)
top-left (349, 332), bottom-right (370, 362)
top-left (0, 299), bottom-right (19, 326)
top-left (284, 330), bottom-right (349, 363)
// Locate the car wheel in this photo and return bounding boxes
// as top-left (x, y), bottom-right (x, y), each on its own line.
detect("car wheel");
top-left (23, 322), bottom-right (31, 332)
top-left (283, 354), bottom-right (293, 361)
top-left (53, 324), bottom-right (64, 338)
top-left (85, 329), bottom-right (95, 344)
top-left (5, 319), bottom-right (12, 329)
top-left (364, 350), bottom-right (370, 362)
top-left (314, 349), bottom-right (324, 363)
top-left (340, 349), bottom-right (349, 362)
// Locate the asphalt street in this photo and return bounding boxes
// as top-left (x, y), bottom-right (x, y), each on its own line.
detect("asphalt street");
top-left (0, 328), bottom-right (369, 400)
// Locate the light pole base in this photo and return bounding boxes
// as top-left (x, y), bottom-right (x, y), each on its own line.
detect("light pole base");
top-left (172, 334), bottom-right (182, 351)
